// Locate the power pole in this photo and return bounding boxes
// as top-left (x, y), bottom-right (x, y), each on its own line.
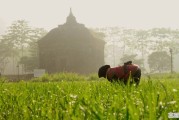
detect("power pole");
top-left (169, 48), bottom-right (173, 73)
top-left (17, 64), bottom-right (20, 80)
top-left (113, 41), bottom-right (115, 67)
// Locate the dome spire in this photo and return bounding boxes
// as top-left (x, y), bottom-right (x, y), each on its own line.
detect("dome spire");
top-left (70, 8), bottom-right (72, 15)
top-left (66, 8), bottom-right (77, 24)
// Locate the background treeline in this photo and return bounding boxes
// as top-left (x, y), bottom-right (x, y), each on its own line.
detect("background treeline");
top-left (0, 20), bottom-right (179, 74)
top-left (94, 27), bottom-right (179, 73)
top-left (0, 20), bottom-right (47, 74)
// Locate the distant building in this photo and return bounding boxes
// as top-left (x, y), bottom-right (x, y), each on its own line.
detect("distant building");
top-left (38, 9), bottom-right (105, 74)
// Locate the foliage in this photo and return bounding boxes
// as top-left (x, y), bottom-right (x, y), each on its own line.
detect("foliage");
top-left (90, 29), bottom-right (105, 40)
top-left (0, 20), bottom-right (47, 73)
top-left (148, 51), bottom-right (171, 73)
top-left (0, 73), bottom-right (179, 119)
top-left (95, 27), bottom-right (179, 71)
top-left (120, 29), bottom-right (136, 56)
top-left (0, 34), bottom-right (18, 72)
top-left (31, 73), bottom-right (88, 82)
top-left (4, 20), bottom-right (31, 57)
top-left (19, 28), bottom-right (47, 72)
top-left (120, 54), bottom-right (145, 72)
top-left (134, 30), bottom-right (150, 60)
top-left (150, 28), bottom-right (179, 52)
top-left (31, 73), bottom-right (101, 82)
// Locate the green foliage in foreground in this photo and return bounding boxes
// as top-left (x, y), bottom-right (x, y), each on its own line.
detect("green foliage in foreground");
top-left (0, 74), bottom-right (179, 120)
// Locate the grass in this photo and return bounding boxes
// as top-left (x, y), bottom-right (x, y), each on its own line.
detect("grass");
top-left (0, 73), bottom-right (179, 120)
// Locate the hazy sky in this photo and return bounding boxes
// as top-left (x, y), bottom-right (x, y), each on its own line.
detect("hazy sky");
top-left (0, 0), bottom-right (179, 31)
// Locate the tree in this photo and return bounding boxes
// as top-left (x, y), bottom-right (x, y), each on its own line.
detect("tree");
top-left (90, 29), bottom-right (105, 40)
top-left (120, 54), bottom-right (145, 72)
top-left (0, 20), bottom-right (47, 74)
top-left (118, 29), bottom-right (134, 56)
top-left (148, 51), bottom-right (170, 73)
top-left (0, 20), bottom-right (31, 74)
top-left (135, 30), bottom-right (149, 57)
top-left (19, 28), bottom-right (47, 72)
top-left (169, 29), bottom-right (179, 54)
top-left (93, 27), bottom-right (179, 72)
top-left (5, 20), bottom-right (31, 57)
top-left (0, 34), bottom-right (18, 73)
top-left (149, 28), bottom-right (179, 54)
top-left (0, 39), bottom-right (9, 73)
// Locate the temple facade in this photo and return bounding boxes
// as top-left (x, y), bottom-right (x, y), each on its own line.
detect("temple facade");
top-left (38, 9), bottom-right (105, 74)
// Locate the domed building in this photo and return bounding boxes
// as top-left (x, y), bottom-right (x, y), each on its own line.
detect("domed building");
top-left (38, 9), bottom-right (105, 74)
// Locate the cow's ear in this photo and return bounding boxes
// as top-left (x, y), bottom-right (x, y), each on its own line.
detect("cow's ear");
top-left (124, 61), bottom-right (132, 65)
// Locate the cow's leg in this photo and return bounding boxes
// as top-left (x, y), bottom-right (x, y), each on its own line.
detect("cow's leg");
top-left (133, 68), bottom-right (141, 85)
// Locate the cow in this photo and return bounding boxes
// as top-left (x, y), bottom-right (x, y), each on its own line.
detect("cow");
top-left (98, 61), bottom-right (141, 85)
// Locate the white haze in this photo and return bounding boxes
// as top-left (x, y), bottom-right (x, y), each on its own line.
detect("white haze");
top-left (0, 0), bottom-right (179, 31)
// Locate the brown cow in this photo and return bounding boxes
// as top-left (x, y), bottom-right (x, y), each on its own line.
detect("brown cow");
top-left (98, 61), bottom-right (141, 85)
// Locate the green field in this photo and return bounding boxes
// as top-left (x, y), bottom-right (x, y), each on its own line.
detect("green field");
top-left (0, 73), bottom-right (179, 120)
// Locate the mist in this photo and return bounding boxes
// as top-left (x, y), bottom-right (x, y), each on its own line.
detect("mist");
top-left (0, 0), bottom-right (179, 75)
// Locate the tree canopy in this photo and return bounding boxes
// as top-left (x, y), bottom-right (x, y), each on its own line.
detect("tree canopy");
top-left (0, 20), bottom-right (47, 73)
top-left (148, 51), bottom-right (170, 73)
